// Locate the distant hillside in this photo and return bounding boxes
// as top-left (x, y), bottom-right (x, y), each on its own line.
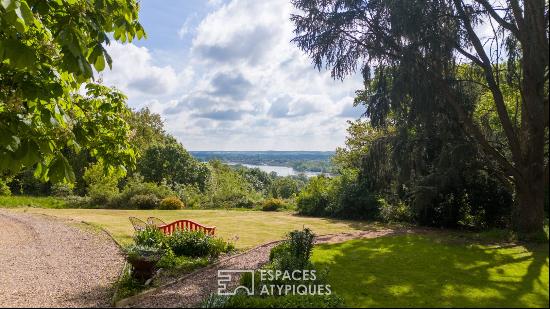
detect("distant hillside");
top-left (189, 151), bottom-right (335, 173)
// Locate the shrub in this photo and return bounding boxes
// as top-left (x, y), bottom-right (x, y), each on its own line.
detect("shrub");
top-left (175, 184), bottom-right (203, 208)
top-left (270, 228), bottom-right (315, 271)
top-left (129, 194), bottom-right (160, 210)
top-left (165, 229), bottom-right (234, 258)
top-left (296, 176), bottom-right (333, 216)
top-left (134, 226), bottom-right (167, 248)
top-left (51, 183), bottom-right (73, 197)
top-left (261, 198), bottom-right (287, 211)
top-left (379, 198), bottom-right (413, 223)
top-left (209, 237), bottom-right (236, 257)
top-left (113, 174), bottom-right (176, 209)
top-left (166, 230), bottom-right (212, 257)
top-left (84, 162), bottom-right (123, 206)
top-left (159, 196), bottom-right (185, 210)
top-left (0, 179), bottom-right (11, 196)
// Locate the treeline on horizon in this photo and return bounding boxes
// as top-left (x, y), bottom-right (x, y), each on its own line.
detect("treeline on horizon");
top-left (190, 151), bottom-right (334, 173)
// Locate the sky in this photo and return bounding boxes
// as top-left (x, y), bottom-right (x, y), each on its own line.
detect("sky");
top-left (100, 0), bottom-right (364, 151)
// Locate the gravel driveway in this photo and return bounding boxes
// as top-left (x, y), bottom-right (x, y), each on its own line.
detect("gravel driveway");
top-left (120, 228), bottom-right (406, 308)
top-left (0, 210), bottom-right (124, 308)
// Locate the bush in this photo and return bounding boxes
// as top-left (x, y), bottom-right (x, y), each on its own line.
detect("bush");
top-left (51, 183), bottom-right (73, 197)
top-left (379, 198), bottom-right (413, 223)
top-left (175, 184), bottom-right (203, 208)
top-left (165, 229), bottom-right (234, 258)
top-left (270, 228), bottom-right (315, 271)
top-left (0, 179), bottom-right (11, 196)
top-left (261, 198), bottom-right (287, 211)
top-left (134, 226), bottom-right (167, 248)
top-left (129, 194), bottom-right (160, 210)
top-left (159, 196), bottom-right (185, 210)
top-left (296, 176), bottom-right (333, 216)
top-left (115, 174), bottom-right (175, 208)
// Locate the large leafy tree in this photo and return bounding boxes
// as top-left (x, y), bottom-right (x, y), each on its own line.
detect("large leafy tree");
top-left (138, 144), bottom-right (210, 191)
top-left (291, 0), bottom-right (548, 236)
top-left (0, 0), bottom-right (145, 182)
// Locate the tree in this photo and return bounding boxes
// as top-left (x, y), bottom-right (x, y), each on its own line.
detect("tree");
top-left (137, 144), bottom-right (210, 191)
top-left (291, 0), bottom-right (548, 236)
top-left (1, 0), bottom-right (145, 183)
top-left (126, 107), bottom-right (176, 155)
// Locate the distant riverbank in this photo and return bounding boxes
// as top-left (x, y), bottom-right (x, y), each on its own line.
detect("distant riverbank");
top-left (227, 162), bottom-right (326, 177)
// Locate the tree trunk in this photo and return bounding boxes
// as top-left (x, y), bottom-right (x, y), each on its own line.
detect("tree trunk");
top-left (515, 173), bottom-right (545, 237)
top-left (513, 0), bottom-right (548, 238)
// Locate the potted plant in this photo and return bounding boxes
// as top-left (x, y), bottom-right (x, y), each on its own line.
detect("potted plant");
top-left (125, 245), bottom-right (163, 282)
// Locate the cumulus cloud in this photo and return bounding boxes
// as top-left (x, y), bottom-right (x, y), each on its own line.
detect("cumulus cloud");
top-left (102, 0), bottom-right (364, 150)
top-left (209, 71), bottom-right (252, 100)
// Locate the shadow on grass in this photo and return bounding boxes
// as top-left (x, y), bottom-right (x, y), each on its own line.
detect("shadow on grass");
top-left (312, 235), bottom-right (549, 308)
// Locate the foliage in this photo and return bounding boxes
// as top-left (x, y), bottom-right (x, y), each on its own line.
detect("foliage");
top-left (125, 107), bottom-right (174, 155)
top-left (204, 228), bottom-right (342, 308)
top-left (133, 226), bottom-right (166, 249)
top-left (50, 183), bottom-right (72, 197)
top-left (290, 0), bottom-right (548, 235)
top-left (129, 194), bottom-right (159, 210)
top-left (125, 244), bottom-right (163, 263)
top-left (270, 228), bottom-right (315, 271)
top-left (175, 184), bottom-right (203, 208)
top-left (83, 162), bottom-right (124, 206)
top-left (235, 166), bottom-right (273, 193)
top-left (261, 198), bottom-right (287, 211)
top-left (0, 178), bottom-right (11, 196)
top-left (378, 198), bottom-right (413, 223)
top-left (114, 265), bottom-right (145, 302)
top-left (296, 176), bottom-right (333, 216)
top-left (159, 196), bottom-right (185, 210)
top-left (0, 0), bottom-right (145, 183)
top-left (269, 177), bottom-right (301, 199)
top-left (296, 173), bottom-right (379, 220)
top-left (203, 160), bottom-right (260, 209)
top-left (166, 229), bottom-right (232, 258)
top-left (7, 168), bottom-right (50, 195)
top-left (137, 144), bottom-right (210, 190)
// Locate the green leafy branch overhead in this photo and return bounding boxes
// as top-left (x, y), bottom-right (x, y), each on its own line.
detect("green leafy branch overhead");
top-left (0, 0), bottom-right (145, 183)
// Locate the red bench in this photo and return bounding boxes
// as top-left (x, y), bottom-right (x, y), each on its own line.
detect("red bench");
top-left (158, 219), bottom-right (216, 236)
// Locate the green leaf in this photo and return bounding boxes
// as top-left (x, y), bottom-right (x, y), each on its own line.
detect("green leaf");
top-left (19, 1), bottom-right (34, 25)
top-left (1, 0), bottom-right (13, 10)
top-left (94, 52), bottom-right (105, 71)
top-left (49, 155), bottom-right (75, 183)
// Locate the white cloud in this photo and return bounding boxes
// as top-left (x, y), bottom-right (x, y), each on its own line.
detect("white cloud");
top-left (101, 42), bottom-right (180, 106)
top-left (102, 0), bottom-right (363, 150)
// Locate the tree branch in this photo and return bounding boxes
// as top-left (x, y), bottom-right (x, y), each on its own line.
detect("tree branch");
top-left (453, 0), bottom-right (523, 167)
top-left (475, 0), bottom-right (519, 36)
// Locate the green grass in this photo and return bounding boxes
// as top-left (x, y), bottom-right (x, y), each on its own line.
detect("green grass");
top-left (0, 195), bottom-right (67, 209)
top-left (3, 206), bottom-right (379, 249)
top-left (311, 234), bottom-right (549, 308)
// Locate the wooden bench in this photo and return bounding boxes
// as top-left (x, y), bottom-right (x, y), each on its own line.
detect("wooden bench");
top-left (158, 219), bottom-right (216, 236)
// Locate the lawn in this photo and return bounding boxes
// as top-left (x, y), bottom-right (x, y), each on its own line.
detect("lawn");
top-left (0, 196), bottom-right (68, 209)
top-left (312, 234), bottom-right (549, 308)
top-left (2, 202), bottom-right (378, 249)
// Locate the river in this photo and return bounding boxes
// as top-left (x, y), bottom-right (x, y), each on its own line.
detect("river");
top-left (227, 163), bottom-right (326, 177)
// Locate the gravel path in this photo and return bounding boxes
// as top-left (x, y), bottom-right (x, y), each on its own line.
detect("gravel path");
top-left (0, 210), bottom-right (125, 308)
top-left (121, 228), bottom-right (408, 308)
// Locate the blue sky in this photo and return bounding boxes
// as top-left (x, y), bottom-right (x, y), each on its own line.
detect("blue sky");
top-left (101, 0), bottom-right (363, 151)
